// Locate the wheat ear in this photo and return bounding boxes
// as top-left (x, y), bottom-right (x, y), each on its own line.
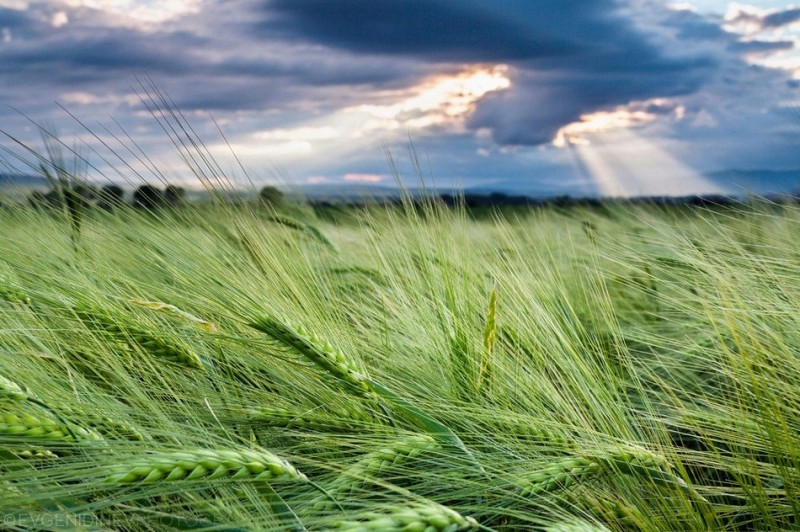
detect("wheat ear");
top-left (312, 434), bottom-right (438, 509)
top-left (329, 502), bottom-right (479, 531)
top-left (76, 306), bottom-right (204, 369)
top-left (250, 316), bottom-right (374, 399)
top-left (0, 412), bottom-right (101, 441)
top-left (103, 447), bottom-right (307, 484)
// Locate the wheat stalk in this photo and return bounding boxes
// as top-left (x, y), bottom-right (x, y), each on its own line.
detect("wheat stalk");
top-left (477, 286), bottom-right (497, 394)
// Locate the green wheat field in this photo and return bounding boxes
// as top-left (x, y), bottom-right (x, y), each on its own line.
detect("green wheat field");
top-left (1, 183), bottom-right (799, 531)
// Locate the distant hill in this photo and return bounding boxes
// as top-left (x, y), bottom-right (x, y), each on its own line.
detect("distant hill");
top-left (1, 169), bottom-right (798, 203)
top-left (0, 174), bottom-right (48, 188)
top-left (283, 183), bottom-right (463, 202)
top-left (707, 169), bottom-right (800, 196)
top-left (0, 174), bottom-right (48, 201)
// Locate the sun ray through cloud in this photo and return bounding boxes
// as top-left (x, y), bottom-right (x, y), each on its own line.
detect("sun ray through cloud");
top-left (568, 128), bottom-right (728, 197)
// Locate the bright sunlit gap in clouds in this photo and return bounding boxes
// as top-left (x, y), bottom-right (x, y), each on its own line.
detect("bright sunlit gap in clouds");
top-left (555, 101), bottom-right (727, 197)
top-left (60, 0), bottom-right (201, 25)
top-left (215, 65), bottom-right (511, 183)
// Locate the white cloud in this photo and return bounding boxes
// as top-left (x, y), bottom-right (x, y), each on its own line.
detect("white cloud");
top-left (51, 11), bottom-right (69, 27)
top-left (343, 173), bottom-right (384, 183)
top-left (254, 126), bottom-right (339, 141)
top-left (59, 0), bottom-right (202, 25)
top-left (0, 0), bottom-right (28, 10)
top-left (59, 91), bottom-right (139, 106)
top-left (553, 99), bottom-right (682, 147)
top-left (348, 65), bottom-right (511, 132)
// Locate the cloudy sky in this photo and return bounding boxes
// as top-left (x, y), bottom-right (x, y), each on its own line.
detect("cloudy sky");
top-left (1, 0), bottom-right (800, 196)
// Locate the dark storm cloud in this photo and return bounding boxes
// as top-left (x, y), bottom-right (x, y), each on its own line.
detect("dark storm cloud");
top-left (761, 7), bottom-right (800, 28)
top-left (263, 0), bottom-right (698, 71)
top-left (211, 54), bottom-right (427, 88)
top-left (467, 59), bottom-right (712, 146)
top-left (259, 0), bottom-right (719, 146)
top-left (0, 6), bottom-right (31, 28)
top-left (2, 33), bottom-right (199, 77)
top-left (729, 6), bottom-right (800, 30)
top-left (0, 1), bottom-right (431, 118)
top-left (728, 39), bottom-right (795, 54)
top-left (660, 7), bottom-right (728, 40)
top-left (0, 6), bottom-right (208, 92)
top-left (263, 0), bottom-right (581, 61)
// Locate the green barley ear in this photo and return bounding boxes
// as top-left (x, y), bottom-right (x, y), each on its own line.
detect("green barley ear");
top-left (329, 502), bottom-right (479, 531)
top-left (250, 315), bottom-right (375, 399)
top-left (516, 449), bottom-right (698, 499)
top-left (10, 448), bottom-right (59, 460)
top-left (0, 412), bottom-right (102, 442)
top-left (75, 305), bottom-right (204, 369)
top-left (251, 316), bottom-right (485, 477)
top-left (102, 447), bottom-right (308, 484)
top-left (0, 264), bottom-right (31, 306)
top-left (581, 220), bottom-right (598, 246)
top-left (594, 448), bottom-right (695, 493)
top-left (236, 406), bottom-right (368, 433)
top-left (516, 456), bottom-right (601, 497)
top-left (0, 375), bottom-right (87, 442)
top-left (312, 434), bottom-right (438, 509)
top-left (266, 213), bottom-right (336, 252)
top-left (129, 299), bottom-right (217, 332)
top-left (0, 283), bottom-right (31, 306)
top-left (0, 374), bottom-right (29, 401)
top-left (476, 286), bottom-right (497, 394)
top-left (60, 407), bottom-right (145, 441)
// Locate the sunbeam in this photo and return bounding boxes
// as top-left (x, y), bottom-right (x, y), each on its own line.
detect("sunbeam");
top-left (568, 129), bottom-right (728, 197)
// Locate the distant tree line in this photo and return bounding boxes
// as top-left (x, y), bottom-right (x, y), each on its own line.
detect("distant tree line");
top-left (309, 192), bottom-right (800, 211)
top-left (28, 183), bottom-right (187, 211)
top-left (21, 183), bottom-right (800, 214)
